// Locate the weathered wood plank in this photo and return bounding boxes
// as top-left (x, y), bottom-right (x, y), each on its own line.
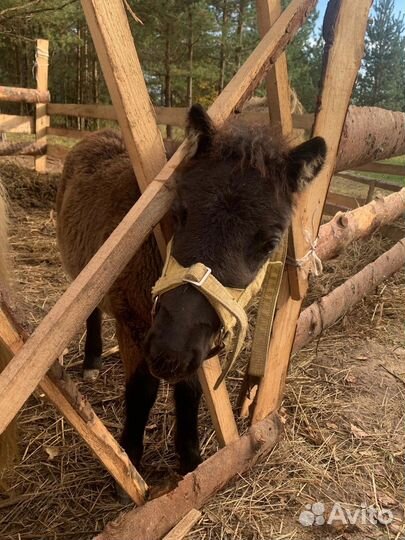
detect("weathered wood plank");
top-left (353, 162), bottom-right (405, 177)
top-left (0, 0), bottom-right (317, 437)
top-left (253, 0), bottom-right (373, 423)
top-left (35, 39), bottom-right (49, 173)
top-left (0, 298), bottom-right (147, 505)
top-left (0, 114), bottom-right (34, 134)
top-left (162, 509), bottom-right (202, 540)
top-left (198, 358), bottom-right (239, 447)
top-left (336, 172), bottom-right (402, 193)
top-left (80, 0), bottom-right (166, 196)
top-left (256, 0), bottom-right (303, 301)
top-left (47, 103), bottom-right (117, 121)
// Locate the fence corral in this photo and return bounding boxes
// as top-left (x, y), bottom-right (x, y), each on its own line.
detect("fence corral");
top-left (0, 0), bottom-right (404, 538)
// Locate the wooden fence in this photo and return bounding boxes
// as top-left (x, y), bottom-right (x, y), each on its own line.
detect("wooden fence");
top-left (0, 1), bottom-right (405, 538)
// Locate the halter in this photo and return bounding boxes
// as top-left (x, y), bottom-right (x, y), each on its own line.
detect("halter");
top-left (152, 238), bottom-right (287, 388)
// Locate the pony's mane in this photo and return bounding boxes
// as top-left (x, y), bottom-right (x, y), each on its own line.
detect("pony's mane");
top-left (210, 120), bottom-right (289, 177)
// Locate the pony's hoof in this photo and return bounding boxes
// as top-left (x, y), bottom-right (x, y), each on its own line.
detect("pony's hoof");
top-left (83, 368), bottom-right (100, 382)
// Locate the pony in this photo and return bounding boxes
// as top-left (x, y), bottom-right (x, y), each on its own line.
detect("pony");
top-left (56, 105), bottom-right (326, 476)
top-left (0, 179), bottom-right (19, 486)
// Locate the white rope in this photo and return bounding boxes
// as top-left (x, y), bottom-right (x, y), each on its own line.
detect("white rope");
top-left (286, 230), bottom-right (323, 277)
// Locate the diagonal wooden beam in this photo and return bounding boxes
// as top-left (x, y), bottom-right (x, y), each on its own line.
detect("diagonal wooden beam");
top-left (252, 0), bottom-right (374, 423)
top-left (0, 0), bottom-right (317, 438)
top-left (0, 297), bottom-right (147, 505)
top-left (81, 0), bottom-right (238, 447)
top-left (80, 0), bottom-right (168, 255)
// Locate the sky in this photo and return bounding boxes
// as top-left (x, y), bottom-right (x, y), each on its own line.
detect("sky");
top-left (316, 0), bottom-right (404, 30)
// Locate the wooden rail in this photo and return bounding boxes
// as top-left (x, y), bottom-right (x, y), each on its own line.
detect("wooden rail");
top-left (353, 161), bottom-right (405, 177)
top-left (0, 114), bottom-right (34, 134)
top-left (0, 85), bottom-right (50, 104)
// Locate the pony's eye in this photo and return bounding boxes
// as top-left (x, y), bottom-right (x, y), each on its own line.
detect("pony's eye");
top-left (262, 239), bottom-right (278, 254)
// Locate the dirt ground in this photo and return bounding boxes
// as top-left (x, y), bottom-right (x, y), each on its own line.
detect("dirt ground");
top-left (0, 160), bottom-right (404, 540)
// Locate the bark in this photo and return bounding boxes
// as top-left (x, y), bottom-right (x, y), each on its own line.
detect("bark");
top-left (335, 106), bottom-right (405, 171)
top-left (164, 21), bottom-right (173, 139)
top-left (316, 188), bottom-right (405, 261)
top-left (94, 413), bottom-right (282, 540)
top-left (235, 0), bottom-right (246, 69)
top-left (0, 86), bottom-right (49, 104)
top-left (293, 239), bottom-right (405, 353)
top-left (218, 0), bottom-right (228, 93)
top-left (186, 8), bottom-right (193, 108)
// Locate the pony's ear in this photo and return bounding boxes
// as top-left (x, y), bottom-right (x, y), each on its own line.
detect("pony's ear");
top-left (184, 104), bottom-right (215, 159)
top-left (287, 137), bottom-right (327, 192)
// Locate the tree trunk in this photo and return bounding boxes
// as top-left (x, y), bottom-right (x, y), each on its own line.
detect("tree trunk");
top-left (335, 106), bottom-right (405, 172)
top-left (316, 188), bottom-right (405, 262)
top-left (235, 0), bottom-right (246, 69)
top-left (164, 21), bottom-right (173, 139)
top-left (218, 0), bottom-right (228, 93)
top-left (186, 8), bottom-right (194, 107)
top-left (293, 239), bottom-right (405, 352)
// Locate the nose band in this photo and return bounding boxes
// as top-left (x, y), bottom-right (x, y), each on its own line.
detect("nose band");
top-left (151, 238), bottom-right (287, 388)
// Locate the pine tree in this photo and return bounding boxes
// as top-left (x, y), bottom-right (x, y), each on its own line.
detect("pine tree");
top-left (354, 0), bottom-right (405, 111)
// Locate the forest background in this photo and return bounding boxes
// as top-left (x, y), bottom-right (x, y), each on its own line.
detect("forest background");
top-left (0, 0), bottom-right (404, 128)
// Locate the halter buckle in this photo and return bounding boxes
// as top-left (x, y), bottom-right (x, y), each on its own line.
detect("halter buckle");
top-left (184, 266), bottom-right (212, 287)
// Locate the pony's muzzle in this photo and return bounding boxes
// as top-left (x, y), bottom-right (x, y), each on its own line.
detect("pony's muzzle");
top-left (144, 330), bottom-right (201, 383)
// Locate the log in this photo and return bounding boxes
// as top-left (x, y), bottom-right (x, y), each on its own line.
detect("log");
top-left (293, 239), bottom-right (405, 352)
top-left (0, 85), bottom-right (50, 104)
top-left (0, 0), bottom-right (317, 437)
top-left (0, 292), bottom-right (148, 505)
top-left (335, 106), bottom-right (405, 172)
top-left (0, 140), bottom-right (46, 157)
top-left (253, 0), bottom-right (373, 423)
top-left (94, 413), bottom-right (282, 540)
top-left (316, 188), bottom-right (405, 261)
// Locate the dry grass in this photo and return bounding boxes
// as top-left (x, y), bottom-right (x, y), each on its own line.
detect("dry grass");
top-left (0, 162), bottom-right (404, 540)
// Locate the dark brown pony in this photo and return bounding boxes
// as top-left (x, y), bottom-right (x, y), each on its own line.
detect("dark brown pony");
top-left (56, 105), bottom-right (326, 477)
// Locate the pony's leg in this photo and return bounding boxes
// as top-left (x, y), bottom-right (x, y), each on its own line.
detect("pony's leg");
top-left (174, 374), bottom-right (203, 474)
top-left (116, 321), bottom-right (159, 468)
top-left (83, 307), bottom-right (103, 381)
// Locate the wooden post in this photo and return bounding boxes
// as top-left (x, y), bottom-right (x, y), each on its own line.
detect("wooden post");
top-left (252, 0), bottom-right (373, 423)
top-left (80, 0), bottom-right (168, 254)
top-left (0, 298), bottom-right (147, 505)
top-left (255, 0), bottom-right (303, 300)
top-left (34, 39), bottom-right (49, 173)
